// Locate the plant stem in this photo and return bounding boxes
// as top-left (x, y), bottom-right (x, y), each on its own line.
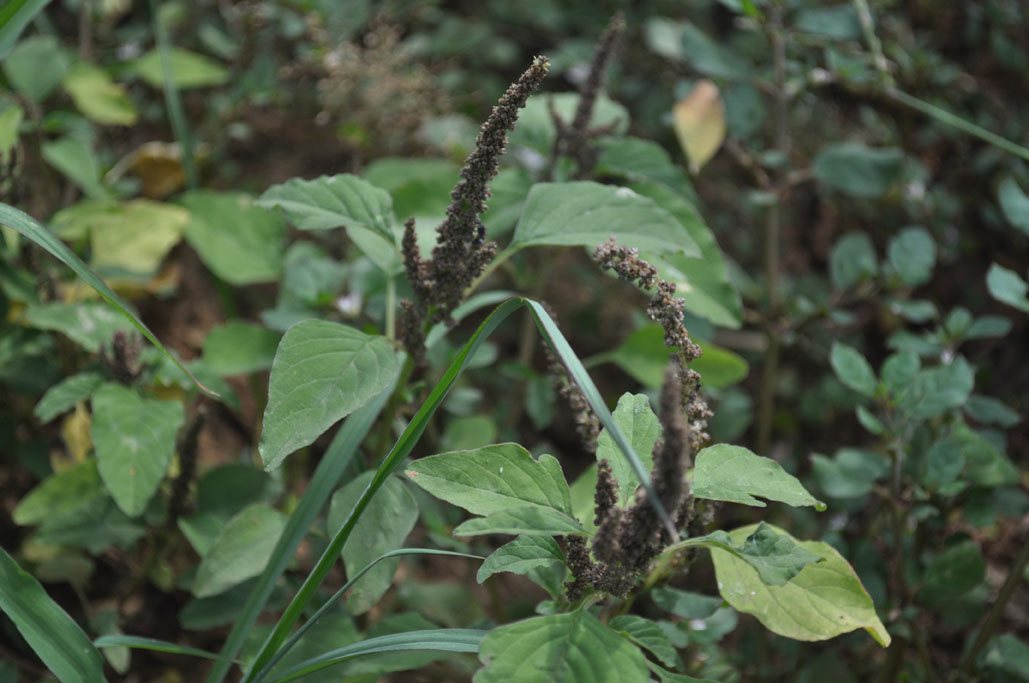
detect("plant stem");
top-left (385, 274), bottom-right (397, 340)
top-left (150, 0), bottom-right (197, 189)
top-left (372, 353), bottom-right (414, 460)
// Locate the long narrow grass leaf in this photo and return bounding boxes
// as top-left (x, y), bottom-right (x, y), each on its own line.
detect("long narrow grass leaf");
top-left (148, 0), bottom-right (196, 188)
top-left (206, 382), bottom-right (394, 683)
top-left (0, 0), bottom-right (51, 58)
top-left (94, 635), bottom-right (236, 663)
top-left (0, 203), bottom-right (215, 395)
top-left (265, 629), bottom-right (486, 683)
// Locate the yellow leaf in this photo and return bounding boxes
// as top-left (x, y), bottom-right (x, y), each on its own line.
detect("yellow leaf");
top-left (673, 79), bottom-right (726, 174)
top-left (59, 402), bottom-right (93, 466)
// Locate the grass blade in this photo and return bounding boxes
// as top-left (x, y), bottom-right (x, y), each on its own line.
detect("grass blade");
top-left (94, 635), bottom-right (236, 663)
top-left (0, 203), bottom-right (215, 395)
top-left (0, 0), bottom-right (51, 58)
top-left (148, 0), bottom-right (196, 188)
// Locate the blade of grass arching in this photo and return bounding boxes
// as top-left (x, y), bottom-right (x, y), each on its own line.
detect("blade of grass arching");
top-left (525, 299), bottom-right (677, 541)
top-left (0, 203), bottom-right (216, 396)
top-left (251, 548), bottom-right (483, 682)
top-left (0, 0), bottom-right (52, 58)
top-left (241, 297), bottom-right (526, 681)
top-left (265, 629), bottom-right (486, 683)
top-left (95, 635), bottom-right (238, 663)
top-left (206, 382), bottom-right (394, 683)
top-left (148, 0), bottom-right (196, 189)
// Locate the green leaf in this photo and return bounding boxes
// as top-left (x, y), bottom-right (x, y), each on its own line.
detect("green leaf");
top-left (998, 177), bottom-right (1029, 234)
top-left (881, 351), bottom-right (920, 396)
top-left (812, 143), bottom-right (903, 198)
top-left (256, 174), bottom-right (395, 243)
top-left (132, 47), bottom-right (229, 88)
top-left (0, 104), bottom-right (23, 165)
top-left (794, 5), bottom-right (861, 39)
top-left (41, 137), bottom-right (107, 199)
top-left (180, 191), bottom-right (286, 285)
top-left (609, 615), bottom-right (681, 669)
top-left (709, 523), bottom-right (890, 646)
top-left (509, 182), bottom-right (700, 257)
top-left (902, 356), bottom-right (975, 419)
top-left (2, 35), bottom-right (68, 101)
top-left (259, 320), bottom-right (399, 470)
top-left (918, 539), bottom-right (985, 602)
top-left (692, 342), bottom-right (748, 389)
top-left (649, 586), bottom-right (723, 619)
top-left (597, 137), bottom-right (698, 202)
top-left (13, 458), bottom-right (103, 526)
top-left (362, 157), bottom-right (460, 219)
top-left (35, 371), bottom-right (105, 422)
top-left (455, 506), bottom-right (586, 537)
top-left (965, 395), bottom-right (1021, 428)
top-left (475, 610), bottom-right (649, 683)
top-left (692, 444), bottom-right (823, 509)
top-left (811, 448), bottom-right (890, 499)
top-left (508, 92), bottom-right (628, 156)
top-left (193, 504), bottom-right (286, 598)
top-left (203, 322), bottom-right (281, 376)
top-left (986, 263), bottom-right (1029, 312)
top-left (600, 325), bottom-right (669, 388)
top-left (405, 443), bottom-right (574, 516)
top-left (91, 383), bottom-right (184, 516)
top-left (95, 635), bottom-right (232, 662)
top-left (887, 226), bottom-right (935, 287)
top-left (328, 473), bottom-right (418, 614)
top-left (0, 0), bottom-right (53, 59)
top-left (25, 302), bottom-right (134, 353)
top-left (827, 233), bottom-right (876, 290)
top-left (0, 547), bottom-right (106, 683)
top-left (648, 662), bottom-right (721, 683)
top-left (62, 62), bottom-right (137, 125)
top-left (830, 342), bottom-right (877, 397)
top-left (982, 634), bottom-right (1029, 681)
top-left (950, 424), bottom-right (1019, 487)
top-left (595, 393), bottom-right (661, 508)
top-left (680, 23), bottom-right (751, 80)
top-left (476, 535), bottom-right (564, 584)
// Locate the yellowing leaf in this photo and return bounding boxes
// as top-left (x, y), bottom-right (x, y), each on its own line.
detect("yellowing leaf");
top-left (60, 402), bottom-right (93, 465)
top-left (106, 142), bottom-right (186, 199)
top-left (673, 79), bottom-right (726, 174)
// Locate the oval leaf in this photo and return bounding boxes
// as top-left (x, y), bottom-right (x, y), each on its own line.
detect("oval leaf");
top-left (454, 506), bottom-right (586, 537)
top-left (673, 79), bottom-right (726, 173)
top-left (829, 342), bottom-right (877, 397)
top-left (692, 444), bottom-right (823, 509)
top-left (256, 174), bottom-right (394, 243)
top-left (34, 372), bottom-right (105, 423)
top-left (476, 535), bottom-right (564, 584)
top-left (259, 320), bottom-right (399, 470)
top-left (595, 393), bottom-right (661, 508)
top-left (812, 143), bottom-right (903, 198)
top-left (193, 504), bottom-right (286, 598)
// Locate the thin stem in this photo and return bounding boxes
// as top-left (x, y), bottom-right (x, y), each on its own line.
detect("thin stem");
top-left (852, 0), bottom-right (893, 88)
top-left (385, 275), bottom-right (397, 340)
top-left (372, 353), bottom-right (415, 461)
top-left (150, 0), bottom-right (197, 189)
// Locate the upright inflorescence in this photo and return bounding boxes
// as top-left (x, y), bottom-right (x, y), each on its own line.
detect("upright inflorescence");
top-left (399, 57), bottom-right (549, 359)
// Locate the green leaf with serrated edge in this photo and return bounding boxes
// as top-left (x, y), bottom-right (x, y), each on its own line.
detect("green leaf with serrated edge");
top-left (830, 342), bottom-right (877, 397)
top-left (454, 505), bottom-right (586, 537)
top-left (650, 586), bottom-right (723, 619)
top-left (256, 174), bottom-right (394, 243)
top-left (132, 47), bottom-right (228, 88)
top-left (998, 177), bottom-right (1029, 234)
top-left (34, 371), bottom-right (104, 422)
top-left (475, 610), bottom-right (649, 683)
top-left (13, 459), bottom-right (103, 525)
top-left (509, 182), bottom-right (700, 257)
top-left (986, 263), bottom-right (1029, 312)
top-left (709, 523), bottom-right (890, 646)
top-left (62, 62), bottom-right (137, 125)
top-left (259, 320), bottom-right (399, 471)
top-left (664, 523), bottom-right (821, 586)
top-left (404, 443), bottom-right (573, 516)
top-left (203, 322), bottom-right (281, 376)
top-left (609, 615), bottom-right (681, 669)
top-left (595, 394), bottom-right (661, 508)
top-left (328, 473), bottom-right (418, 614)
top-left (812, 143), bottom-right (903, 198)
top-left (692, 444), bottom-right (823, 509)
top-left (0, 547), bottom-right (106, 683)
top-left (91, 383), bottom-right (184, 517)
top-left (25, 302), bottom-right (134, 352)
top-left (476, 535), bottom-right (564, 584)
top-left (180, 191), bottom-right (286, 285)
top-left (193, 504), bottom-right (286, 598)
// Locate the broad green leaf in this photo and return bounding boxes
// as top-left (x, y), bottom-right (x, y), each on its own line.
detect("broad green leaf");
top-left (609, 615), bottom-right (680, 669)
top-left (405, 443), bottom-right (573, 516)
top-left (62, 62), bottom-right (137, 125)
top-left (829, 233), bottom-right (878, 290)
top-left (51, 199), bottom-right (189, 277)
top-left (692, 444), bottom-right (823, 509)
top-left (0, 0), bottom-right (52, 59)
top-left (0, 547), bottom-right (106, 683)
top-left (328, 473), bottom-right (418, 614)
top-left (917, 539), bottom-right (985, 603)
top-left (35, 371), bottom-right (105, 422)
top-left (3, 35), bottom-right (68, 101)
top-left (193, 504), bottom-right (286, 598)
top-left (41, 137), bottom-right (107, 199)
top-left (476, 535), bottom-right (564, 584)
top-left (362, 158), bottom-right (460, 219)
top-left (0, 204), bottom-right (209, 393)
top-left (887, 226), bottom-right (935, 287)
top-left (595, 393), bottom-right (661, 508)
top-left (133, 47), bottom-right (228, 88)
top-left (830, 342), bottom-right (877, 397)
top-left (24, 302), bottom-right (134, 352)
top-left (680, 23), bottom-right (751, 80)
top-left (203, 322), bottom-right (281, 376)
top-left (811, 448), bottom-right (890, 499)
top-left (902, 356), bottom-right (975, 419)
top-left (794, 5), bottom-right (861, 39)
top-left (986, 263), bottom-right (1029, 312)
top-left (482, 168), bottom-right (533, 236)
top-left (510, 182), bottom-right (700, 257)
top-left (259, 320), bottom-right (399, 470)
top-left (648, 662), bottom-right (721, 683)
top-left (949, 424), bottom-right (1018, 487)
top-left (665, 523), bottom-right (822, 586)
top-left (91, 383), bottom-right (184, 516)
top-left (692, 342), bottom-right (748, 389)
top-left (965, 395), bottom-right (1021, 428)
top-left (180, 191), bottom-right (286, 285)
top-left (812, 143), bottom-right (903, 198)
top-left (673, 80), bottom-right (725, 173)
top-left (257, 174), bottom-right (394, 243)
top-left (475, 610), bottom-right (649, 683)
top-left (709, 523), bottom-right (890, 646)
top-left (599, 324), bottom-right (669, 388)
top-left (881, 351), bottom-right (920, 395)
top-left (454, 506), bottom-right (586, 537)
top-left (650, 586), bottom-right (723, 619)
top-left (13, 458), bottom-right (103, 526)
top-left (597, 137), bottom-right (698, 201)
top-left (998, 177), bottom-right (1029, 234)
top-left (982, 634), bottom-right (1029, 681)
top-left (508, 92), bottom-right (628, 156)
top-left (723, 82), bottom-right (767, 139)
